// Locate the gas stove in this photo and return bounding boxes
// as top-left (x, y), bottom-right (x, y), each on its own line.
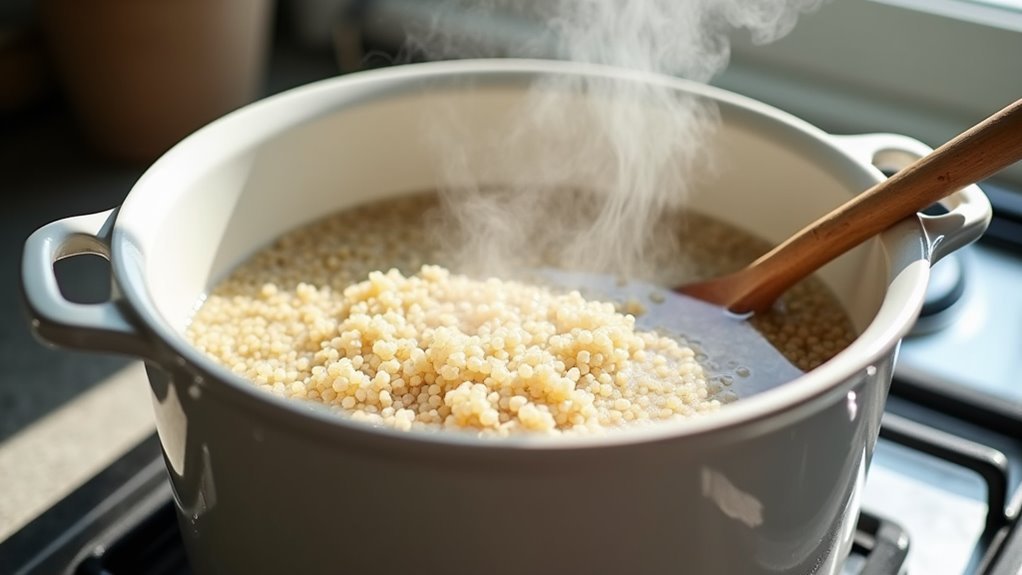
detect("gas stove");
top-left (2, 221), bottom-right (1021, 575)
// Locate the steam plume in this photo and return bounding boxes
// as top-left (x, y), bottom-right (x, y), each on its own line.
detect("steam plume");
top-left (406, 0), bottom-right (824, 279)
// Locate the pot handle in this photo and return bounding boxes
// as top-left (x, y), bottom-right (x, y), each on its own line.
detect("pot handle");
top-left (830, 133), bottom-right (992, 264)
top-left (22, 209), bottom-right (158, 360)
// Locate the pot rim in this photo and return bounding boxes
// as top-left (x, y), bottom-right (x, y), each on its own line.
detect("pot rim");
top-left (113, 58), bottom-right (929, 449)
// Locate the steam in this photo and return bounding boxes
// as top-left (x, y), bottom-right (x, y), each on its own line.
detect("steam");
top-left (408, 0), bottom-right (823, 279)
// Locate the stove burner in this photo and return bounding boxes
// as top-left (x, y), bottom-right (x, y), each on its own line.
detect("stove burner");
top-left (910, 251), bottom-right (968, 335)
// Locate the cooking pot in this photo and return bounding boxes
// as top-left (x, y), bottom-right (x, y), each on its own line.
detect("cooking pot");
top-left (22, 59), bottom-right (990, 574)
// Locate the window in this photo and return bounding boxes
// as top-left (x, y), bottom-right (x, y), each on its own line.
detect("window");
top-left (343, 0), bottom-right (1022, 185)
top-left (718, 0), bottom-right (1022, 186)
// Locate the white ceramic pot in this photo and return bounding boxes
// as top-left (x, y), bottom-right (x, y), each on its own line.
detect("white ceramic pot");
top-left (22, 60), bottom-right (990, 574)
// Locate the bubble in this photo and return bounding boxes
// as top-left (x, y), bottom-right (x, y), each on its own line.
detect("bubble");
top-left (707, 378), bottom-right (723, 394)
top-left (735, 366), bottom-right (751, 378)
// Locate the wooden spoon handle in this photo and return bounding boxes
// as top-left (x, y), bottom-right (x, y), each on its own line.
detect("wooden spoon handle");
top-left (731, 97), bottom-right (1022, 313)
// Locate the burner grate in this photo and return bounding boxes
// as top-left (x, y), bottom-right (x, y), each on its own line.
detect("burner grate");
top-left (850, 513), bottom-right (910, 575)
top-left (76, 502), bottom-right (187, 575)
top-left (880, 412), bottom-right (1012, 534)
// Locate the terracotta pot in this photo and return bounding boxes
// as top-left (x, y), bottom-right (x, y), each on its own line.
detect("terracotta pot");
top-left (39, 0), bottom-right (274, 161)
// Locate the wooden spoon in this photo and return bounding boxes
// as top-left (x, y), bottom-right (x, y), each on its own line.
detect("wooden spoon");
top-left (679, 97), bottom-right (1022, 315)
top-left (540, 98), bottom-right (1022, 395)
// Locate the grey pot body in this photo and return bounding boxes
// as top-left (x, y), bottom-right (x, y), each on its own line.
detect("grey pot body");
top-left (149, 358), bottom-right (888, 575)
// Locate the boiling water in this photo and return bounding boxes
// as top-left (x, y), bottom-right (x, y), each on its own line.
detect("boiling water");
top-left (194, 191), bottom-right (855, 403)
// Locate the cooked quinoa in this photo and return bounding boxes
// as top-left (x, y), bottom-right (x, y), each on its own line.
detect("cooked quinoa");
top-left (187, 192), bottom-right (856, 435)
top-left (190, 265), bottom-right (717, 435)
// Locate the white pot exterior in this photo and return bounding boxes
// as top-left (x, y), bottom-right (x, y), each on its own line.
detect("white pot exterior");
top-left (22, 59), bottom-right (991, 574)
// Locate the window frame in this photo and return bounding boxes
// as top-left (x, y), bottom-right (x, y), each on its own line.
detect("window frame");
top-left (717, 0), bottom-right (1022, 186)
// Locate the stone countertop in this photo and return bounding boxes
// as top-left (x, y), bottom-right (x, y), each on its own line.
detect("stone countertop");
top-left (0, 35), bottom-right (338, 542)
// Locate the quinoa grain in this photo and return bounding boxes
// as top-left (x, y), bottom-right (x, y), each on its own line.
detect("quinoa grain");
top-left (187, 192), bottom-right (856, 436)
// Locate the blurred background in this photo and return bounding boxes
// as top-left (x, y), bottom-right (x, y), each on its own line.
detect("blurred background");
top-left (0, 1), bottom-right (1020, 572)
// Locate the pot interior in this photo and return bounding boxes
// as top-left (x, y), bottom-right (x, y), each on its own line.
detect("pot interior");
top-left (121, 67), bottom-right (891, 365)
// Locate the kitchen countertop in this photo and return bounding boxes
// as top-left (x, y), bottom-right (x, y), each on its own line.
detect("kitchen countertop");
top-left (0, 31), bottom-right (338, 542)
